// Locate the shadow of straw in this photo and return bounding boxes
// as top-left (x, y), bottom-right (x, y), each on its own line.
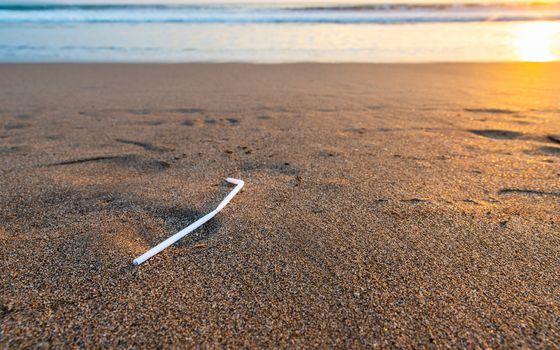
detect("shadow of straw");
top-left (499, 188), bottom-right (560, 197)
top-left (140, 202), bottom-right (223, 248)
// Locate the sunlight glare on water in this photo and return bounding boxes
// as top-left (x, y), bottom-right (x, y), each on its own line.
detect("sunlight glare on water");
top-left (514, 21), bottom-right (560, 62)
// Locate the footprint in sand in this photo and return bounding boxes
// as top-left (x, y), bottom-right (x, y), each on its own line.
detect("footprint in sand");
top-left (182, 119), bottom-right (196, 126)
top-left (316, 150), bottom-right (337, 158)
top-left (547, 135), bottom-right (560, 144)
top-left (115, 139), bottom-right (171, 153)
top-left (127, 109), bottom-right (152, 116)
top-left (468, 129), bottom-right (523, 140)
top-left (538, 146), bottom-right (560, 156)
top-left (182, 118), bottom-right (203, 127)
top-left (173, 108), bottom-right (205, 114)
top-left (499, 188), bottom-right (560, 196)
top-left (183, 118), bottom-right (219, 127)
top-left (343, 127), bottom-right (367, 135)
top-left (0, 146), bottom-right (26, 153)
top-left (143, 120), bottom-right (163, 126)
top-left (401, 198), bottom-right (431, 203)
top-left (464, 108), bottom-right (516, 114)
top-left (3, 122), bottom-right (29, 130)
top-left (50, 154), bottom-right (170, 172)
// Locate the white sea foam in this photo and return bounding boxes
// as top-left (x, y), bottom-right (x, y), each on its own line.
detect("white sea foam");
top-left (1, 3), bottom-right (560, 24)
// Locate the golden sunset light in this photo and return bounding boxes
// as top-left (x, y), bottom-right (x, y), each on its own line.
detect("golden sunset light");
top-left (515, 21), bottom-right (560, 62)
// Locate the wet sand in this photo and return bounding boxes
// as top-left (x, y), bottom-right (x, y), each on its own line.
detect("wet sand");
top-left (0, 63), bottom-right (559, 348)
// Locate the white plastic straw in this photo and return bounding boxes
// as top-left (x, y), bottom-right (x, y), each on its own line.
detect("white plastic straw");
top-left (132, 177), bottom-right (244, 266)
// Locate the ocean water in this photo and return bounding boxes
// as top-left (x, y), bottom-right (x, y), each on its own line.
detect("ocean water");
top-left (1, 2), bottom-right (560, 62)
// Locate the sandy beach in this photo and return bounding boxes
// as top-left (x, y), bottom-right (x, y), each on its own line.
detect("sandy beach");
top-left (0, 63), bottom-right (559, 348)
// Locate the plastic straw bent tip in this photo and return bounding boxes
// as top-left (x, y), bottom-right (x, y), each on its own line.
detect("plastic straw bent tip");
top-left (226, 177), bottom-right (244, 185)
